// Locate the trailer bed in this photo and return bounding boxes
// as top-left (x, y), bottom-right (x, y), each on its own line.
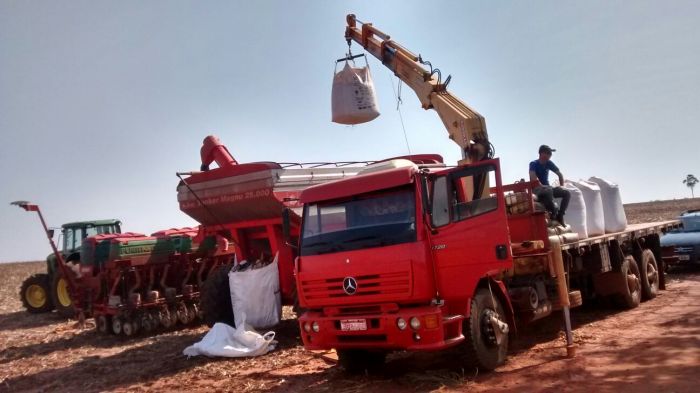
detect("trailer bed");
top-left (561, 220), bottom-right (681, 250)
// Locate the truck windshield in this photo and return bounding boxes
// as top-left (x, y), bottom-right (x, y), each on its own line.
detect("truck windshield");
top-left (301, 187), bottom-right (416, 256)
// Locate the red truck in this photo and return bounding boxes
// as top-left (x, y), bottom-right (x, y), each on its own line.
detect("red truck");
top-left (291, 15), bottom-right (680, 372)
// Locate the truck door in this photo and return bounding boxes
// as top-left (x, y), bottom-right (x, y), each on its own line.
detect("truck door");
top-left (428, 160), bottom-right (512, 300)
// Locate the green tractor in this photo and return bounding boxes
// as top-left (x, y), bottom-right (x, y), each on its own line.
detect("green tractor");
top-left (20, 218), bottom-right (121, 317)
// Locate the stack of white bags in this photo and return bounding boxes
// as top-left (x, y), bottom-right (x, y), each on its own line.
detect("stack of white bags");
top-left (563, 177), bottom-right (627, 239)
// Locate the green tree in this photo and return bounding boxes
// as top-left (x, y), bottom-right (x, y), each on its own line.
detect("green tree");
top-left (683, 174), bottom-right (698, 198)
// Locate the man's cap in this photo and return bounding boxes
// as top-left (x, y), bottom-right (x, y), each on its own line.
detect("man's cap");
top-left (539, 145), bottom-right (556, 154)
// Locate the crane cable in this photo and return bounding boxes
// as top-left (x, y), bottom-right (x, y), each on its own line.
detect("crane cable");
top-left (387, 72), bottom-right (412, 155)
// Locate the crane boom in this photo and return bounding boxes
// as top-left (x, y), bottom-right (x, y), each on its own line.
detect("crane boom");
top-left (345, 14), bottom-right (490, 164)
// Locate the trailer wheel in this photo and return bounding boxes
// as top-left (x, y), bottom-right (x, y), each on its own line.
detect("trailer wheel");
top-left (337, 349), bottom-right (387, 374)
top-left (461, 288), bottom-right (509, 371)
top-left (639, 250), bottom-right (659, 300)
top-left (613, 256), bottom-right (642, 309)
top-left (200, 264), bottom-right (235, 327)
top-left (51, 270), bottom-right (75, 318)
top-left (20, 274), bottom-right (54, 313)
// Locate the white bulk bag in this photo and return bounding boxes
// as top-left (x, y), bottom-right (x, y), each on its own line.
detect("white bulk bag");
top-left (183, 322), bottom-right (276, 358)
top-left (562, 182), bottom-right (588, 239)
top-left (331, 61), bottom-right (380, 125)
top-left (229, 253), bottom-right (282, 329)
top-left (572, 180), bottom-right (605, 237)
top-left (588, 177), bottom-right (627, 233)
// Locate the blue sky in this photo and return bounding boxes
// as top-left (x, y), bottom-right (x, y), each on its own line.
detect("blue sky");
top-left (1, 0), bottom-right (698, 262)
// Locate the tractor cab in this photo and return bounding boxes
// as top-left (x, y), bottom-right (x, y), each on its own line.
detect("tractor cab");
top-left (48, 220), bottom-right (122, 270)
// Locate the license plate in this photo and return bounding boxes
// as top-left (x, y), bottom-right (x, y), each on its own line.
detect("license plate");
top-left (678, 254), bottom-right (691, 261)
top-left (340, 319), bottom-right (367, 331)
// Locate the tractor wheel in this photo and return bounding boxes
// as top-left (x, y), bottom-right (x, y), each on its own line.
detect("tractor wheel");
top-left (612, 256), bottom-right (642, 309)
top-left (337, 349), bottom-right (387, 374)
top-left (96, 314), bottom-right (111, 334)
top-left (20, 274), bottom-right (54, 313)
top-left (639, 250), bottom-right (659, 301)
top-left (200, 264), bottom-right (235, 327)
top-left (461, 288), bottom-right (509, 371)
top-left (51, 270), bottom-right (75, 318)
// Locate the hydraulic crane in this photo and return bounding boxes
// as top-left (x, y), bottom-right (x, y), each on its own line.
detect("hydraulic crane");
top-left (344, 14), bottom-right (492, 165)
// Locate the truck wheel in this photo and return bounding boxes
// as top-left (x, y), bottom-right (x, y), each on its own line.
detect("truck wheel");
top-left (337, 349), bottom-right (387, 374)
top-left (51, 270), bottom-right (75, 318)
top-left (461, 288), bottom-right (509, 371)
top-left (639, 250), bottom-right (659, 300)
top-left (200, 264), bottom-right (235, 327)
top-left (20, 274), bottom-right (54, 313)
top-left (613, 256), bottom-right (642, 309)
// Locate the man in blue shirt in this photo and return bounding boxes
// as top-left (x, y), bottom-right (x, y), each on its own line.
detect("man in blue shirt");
top-left (529, 145), bottom-right (570, 225)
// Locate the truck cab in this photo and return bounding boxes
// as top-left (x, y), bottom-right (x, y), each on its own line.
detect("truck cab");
top-left (295, 157), bottom-right (514, 371)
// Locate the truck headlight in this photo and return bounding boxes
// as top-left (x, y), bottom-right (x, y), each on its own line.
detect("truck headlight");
top-left (312, 321), bottom-right (320, 332)
top-left (396, 317), bottom-right (407, 330)
top-left (304, 322), bottom-right (311, 332)
top-left (410, 317), bottom-right (421, 330)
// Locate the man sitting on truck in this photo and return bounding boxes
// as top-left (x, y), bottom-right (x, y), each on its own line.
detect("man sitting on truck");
top-left (529, 145), bottom-right (570, 225)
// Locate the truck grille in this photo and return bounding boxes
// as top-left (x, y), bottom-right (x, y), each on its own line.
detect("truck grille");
top-left (301, 271), bottom-right (411, 301)
top-left (675, 246), bottom-right (694, 253)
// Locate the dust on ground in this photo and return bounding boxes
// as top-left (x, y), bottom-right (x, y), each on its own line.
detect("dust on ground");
top-left (1, 200), bottom-right (699, 393)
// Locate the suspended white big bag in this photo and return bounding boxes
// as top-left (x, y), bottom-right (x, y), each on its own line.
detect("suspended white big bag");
top-left (331, 59), bottom-right (380, 125)
top-left (588, 176), bottom-right (627, 233)
top-left (562, 182), bottom-right (588, 239)
top-left (228, 253), bottom-right (282, 330)
top-left (572, 180), bottom-right (605, 237)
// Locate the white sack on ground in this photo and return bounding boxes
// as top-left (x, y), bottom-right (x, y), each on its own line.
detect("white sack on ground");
top-left (562, 182), bottom-right (588, 239)
top-left (331, 61), bottom-right (380, 124)
top-left (588, 176), bottom-right (627, 233)
top-left (229, 253), bottom-right (282, 329)
top-left (183, 322), bottom-right (276, 358)
top-left (572, 180), bottom-right (605, 237)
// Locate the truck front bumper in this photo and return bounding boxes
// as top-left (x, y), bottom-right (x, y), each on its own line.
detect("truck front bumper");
top-left (298, 305), bottom-right (463, 351)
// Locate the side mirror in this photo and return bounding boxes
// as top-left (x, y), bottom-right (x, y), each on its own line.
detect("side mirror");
top-left (47, 229), bottom-right (55, 238)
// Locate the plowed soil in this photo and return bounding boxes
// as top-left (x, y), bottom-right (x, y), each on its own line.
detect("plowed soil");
top-left (1, 199), bottom-right (699, 393)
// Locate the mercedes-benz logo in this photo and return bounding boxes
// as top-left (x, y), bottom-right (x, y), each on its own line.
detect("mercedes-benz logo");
top-left (343, 277), bottom-right (358, 295)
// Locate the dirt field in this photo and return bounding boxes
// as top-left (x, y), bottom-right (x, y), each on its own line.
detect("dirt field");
top-left (1, 200), bottom-right (699, 393)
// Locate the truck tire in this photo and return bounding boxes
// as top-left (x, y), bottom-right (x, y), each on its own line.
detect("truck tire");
top-left (20, 273), bottom-right (54, 313)
top-left (461, 288), bottom-right (509, 371)
top-left (639, 249), bottom-right (659, 300)
top-left (51, 270), bottom-right (75, 318)
top-left (337, 349), bottom-right (387, 374)
top-left (200, 264), bottom-right (235, 327)
top-left (612, 256), bottom-right (642, 309)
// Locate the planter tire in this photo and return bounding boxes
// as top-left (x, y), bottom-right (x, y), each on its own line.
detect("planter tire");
top-left (200, 264), bottom-right (235, 327)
